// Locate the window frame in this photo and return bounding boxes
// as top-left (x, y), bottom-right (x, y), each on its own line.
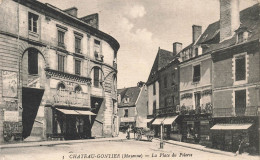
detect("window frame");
top-left (74, 59), bottom-right (82, 75)
top-left (75, 36), bottom-right (82, 54)
top-left (57, 53), bottom-right (66, 72)
top-left (93, 67), bottom-right (100, 88)
top-left (28, 12), bottom-right (39, 33)
top-left (233, 52), bottom-right (248, 85)
top-left (28, 48), bottom-right (38, 75)
top-left (124, 109), bottom-right (129, 117)
top-left (192, 64), bottom-right (201, 83)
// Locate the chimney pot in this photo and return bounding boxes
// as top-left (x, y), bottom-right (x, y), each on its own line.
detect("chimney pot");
top-left (192, 25), bottom-right (202, 43)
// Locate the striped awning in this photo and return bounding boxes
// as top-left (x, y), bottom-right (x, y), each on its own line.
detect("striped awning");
top-left (56, 108), bottom-right (96, 115)
top-left (163, 116), bottom-right (178, 125)
top-left (152, 117), bottom-right (166, 125)
top-left (211, 123), bottom-right (252, 130)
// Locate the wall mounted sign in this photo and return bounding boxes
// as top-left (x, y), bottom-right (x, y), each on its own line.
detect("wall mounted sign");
top-left (4, 111), bottom-right (19, 122)
top-left (2, 71), bottom-right (17, 97)
top-left (3, 98), bottom-right (18, 111)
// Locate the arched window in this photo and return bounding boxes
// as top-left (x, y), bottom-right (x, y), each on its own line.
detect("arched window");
top-left (28, 48), bottom-right (38, 75)
top-left (93, 67), bottom-right (101, 87)
top-left (74, 85), bottom-right (82, 93)
top-left (57, 83), bottom-right (65, 91)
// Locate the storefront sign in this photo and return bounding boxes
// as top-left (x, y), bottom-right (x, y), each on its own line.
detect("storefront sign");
top-left (2, 71), bottom-right (17, 97)
top-left (121, 117), bottom-right (135, 122)
top-left (3, 98), bottom-right (18, 111)
top-left (4, 111), bottom-right (19, 122)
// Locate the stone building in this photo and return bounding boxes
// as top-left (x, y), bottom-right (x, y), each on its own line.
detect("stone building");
top-left (0, 0), bottom-right (119, 143)
top-left (210, 1), bottom-right (260, 154)
top-left (117, 82), bottom-right (148, 130)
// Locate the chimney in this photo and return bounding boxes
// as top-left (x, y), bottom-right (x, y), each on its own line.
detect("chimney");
top-left (80, 13), bottom-right (99, 29)
top-left (220, 0), bottom-right (240, 41)
top-left (192, 25), bottom-right (202, 43)
top-left (64, 7), bottom-right (78, 17)
top-left (173, 42), bottom-right (182, 57)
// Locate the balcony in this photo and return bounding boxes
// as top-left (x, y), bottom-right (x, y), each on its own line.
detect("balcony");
top-left (46, 89), bottom-right (89, 108)
top-left (213, 106), bottom-right (259, 117)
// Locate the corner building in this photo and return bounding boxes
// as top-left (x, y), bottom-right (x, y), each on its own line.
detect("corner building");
top-left (0, 0), bottom-right (119, 143)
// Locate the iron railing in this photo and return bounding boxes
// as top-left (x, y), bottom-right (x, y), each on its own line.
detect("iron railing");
top-left (213, 106), bottom-right (259, 117)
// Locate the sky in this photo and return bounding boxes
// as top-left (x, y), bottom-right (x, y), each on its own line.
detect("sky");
top-left (39, 0), bottom-right (258, 89)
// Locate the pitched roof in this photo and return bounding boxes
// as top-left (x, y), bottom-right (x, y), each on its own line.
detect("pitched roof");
top-left (118, 87), bottom-right (141, 107)
top-left (178, 3), bottom-right (260, 58)
top-left (146, 48), bottom-right (173, 85)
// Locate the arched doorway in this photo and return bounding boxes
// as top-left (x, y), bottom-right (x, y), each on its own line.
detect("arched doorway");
top-left (21, 48), bottom-right (46, 140)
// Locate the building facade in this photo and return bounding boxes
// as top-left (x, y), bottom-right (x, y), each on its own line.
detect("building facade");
top-left (0, 0), bottom-right (119, 143)
top-left (117, 82), bottom-right (148, 130)
top-left (211, 1), bottom-right (260, 154)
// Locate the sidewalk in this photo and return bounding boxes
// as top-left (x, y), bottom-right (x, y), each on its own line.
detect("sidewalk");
top-left (0, 133), bottom-right (127, 149)
top-left (158, 138), bottom-right (259, 160)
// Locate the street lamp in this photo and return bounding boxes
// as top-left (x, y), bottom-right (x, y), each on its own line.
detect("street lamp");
top-left (160, 122), bottom-right (164, 149)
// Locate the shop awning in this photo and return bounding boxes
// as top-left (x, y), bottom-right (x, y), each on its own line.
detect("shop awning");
top-left (152, 117), bottom-right (165, 125)
top-left (163, 116), bottom-right (178, 125)
top-left (56, 108), bottom-right (79, 115)
top-left (75, 110), bottom-right (96, 115)
top-left (211, 123), bottom-right (252, 130)
top-left (56, 108), bottom-right (96, 116)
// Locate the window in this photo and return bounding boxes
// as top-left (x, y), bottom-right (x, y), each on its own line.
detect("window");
top-left (58, 30), bottom-right (65, 47)
top-left (195, 48), bottom-right (198, 57)
top-left (194, 92), bottom-right (201, 108)
top-left (75, 37), bottom-right (81, 53)
top-left (94, 67), bottom-right (100, 87)
top-left (28, 12), bottom-right (39, 33)
top-left (237, 32), bottom-right (243, 43)
top-left (94, 39), bottom-right (101, 56)
top-left (75, 59), bottom-right (81, 75)
top-left (28, 49), bottom-right (38, 75)
top-left (57, 83), bottom-right (65, 91)
top-left (193, 65), bottom-right (200, 82)
top-left (74, 85), bottom-right (81, 93)
top-left (153, 83), bottom-right (156, 95)
top-left (57, 54), bottom-right (65, 72)
top-left (164, 76), bottom-right (168, 88)
top-left (235, 56), bottom-right (246, 81)
top-left (164, 97), bottom-right (168, 107)
top-left (235, 90), bottom-right (246, 116)
top-left (124, 109), bottom-right (128, 117)
top-left (153, 101), bottom-right (156, 115)
top-left (171, 72), bottom-right (176, 85)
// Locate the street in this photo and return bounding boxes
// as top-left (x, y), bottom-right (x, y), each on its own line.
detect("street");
top-left (0, 138), bottom-right (255, 160)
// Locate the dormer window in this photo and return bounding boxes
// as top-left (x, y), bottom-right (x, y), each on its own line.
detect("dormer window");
top-left (236, 27), bottom-right (249, 44)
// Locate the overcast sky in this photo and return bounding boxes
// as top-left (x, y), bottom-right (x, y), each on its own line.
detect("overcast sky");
top-left (39, 0), bottom-right (258, 89)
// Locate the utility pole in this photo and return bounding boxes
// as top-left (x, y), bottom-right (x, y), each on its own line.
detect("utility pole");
top-left (160, 122), bottom-right (164, 149)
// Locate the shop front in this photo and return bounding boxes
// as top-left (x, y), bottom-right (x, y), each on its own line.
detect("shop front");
top-left (211, 117), bottom-right (259, 154)
top-left (52, 108), bottom-right (96, 140)
top-left (180, 114), bottom-right (212, 145)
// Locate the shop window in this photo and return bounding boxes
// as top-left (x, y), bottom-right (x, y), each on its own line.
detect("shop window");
top-left (28, 49), bottom-right (38, 75)
top-left (124, 109), bottom-right (128, 117)
top-left (153, 83), bottom-right (156, 95)
top-left (75, 59), bottom-right (81, 75)
top-left (75, 37), bottom-right (81, 53)
top-left (57, 54), bottom-right (65, 72)
top-left (28, 12), bottom-right (39, 33)
top-left (193, 64), bottom-right (200, 82)
top-left (235, 55), bottom-right (246, 81)
top-left (58, 30), bottom-right (65, 48)
top-left (93, 67), bottom-right (100, 87)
